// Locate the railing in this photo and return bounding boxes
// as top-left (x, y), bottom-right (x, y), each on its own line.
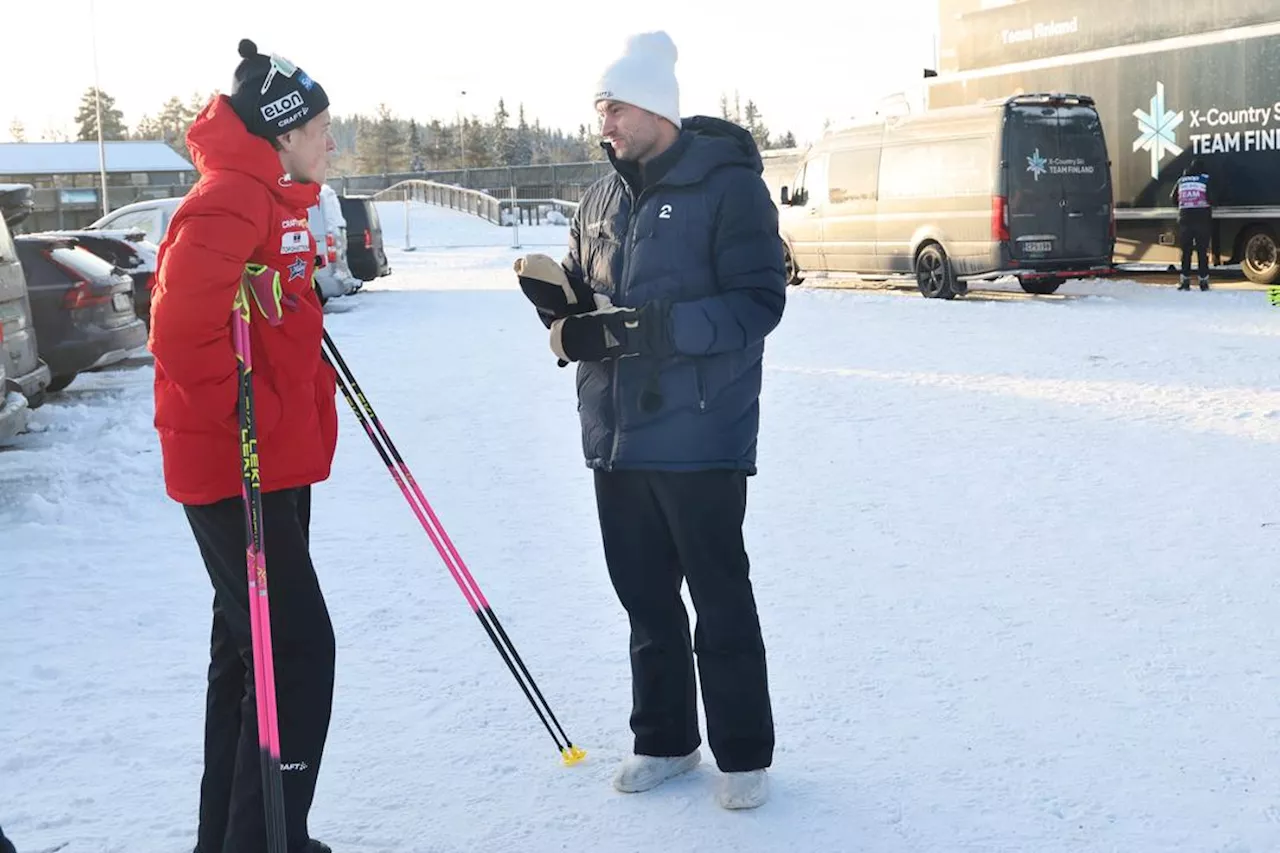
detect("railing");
top-left (372, 179), bottom-right (579, 249)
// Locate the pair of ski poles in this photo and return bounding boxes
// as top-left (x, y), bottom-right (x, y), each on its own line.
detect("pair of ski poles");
top-left (231, 276), bottom-right (585, 853)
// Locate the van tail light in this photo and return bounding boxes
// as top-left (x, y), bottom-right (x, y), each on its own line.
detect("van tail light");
top-left (364, 228), bottom-right (372, 249)
top-left (326, 234), bottom-right (337, 263)
top-left (991, 195), bottom-right (1010, 242)
top-left (62, 281), bottom-right (111, 310)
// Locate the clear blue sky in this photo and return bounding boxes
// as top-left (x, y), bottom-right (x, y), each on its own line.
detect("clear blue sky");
top-left (4, 0), bottom-right (939, 147)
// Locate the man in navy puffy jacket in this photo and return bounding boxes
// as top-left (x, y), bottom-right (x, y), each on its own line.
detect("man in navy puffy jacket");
top-left (514, 30), bottom-right (785, 811)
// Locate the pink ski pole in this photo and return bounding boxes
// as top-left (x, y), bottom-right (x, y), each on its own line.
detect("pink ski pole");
top-left (233, 279), bottom-right (288, 851)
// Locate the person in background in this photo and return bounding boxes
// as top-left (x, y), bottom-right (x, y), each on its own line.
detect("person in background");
top-left (514, 30), bottom-right (785, 810)
top-left (148, 38), bottom-right (338, 853)
top-left (1171, 156), bottom-right (1214, 290)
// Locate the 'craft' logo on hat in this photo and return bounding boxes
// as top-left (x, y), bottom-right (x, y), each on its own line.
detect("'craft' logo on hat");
top-left (261, 90), bottom-right (304, 122)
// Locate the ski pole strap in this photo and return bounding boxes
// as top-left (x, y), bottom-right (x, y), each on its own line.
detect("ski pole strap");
top-left (243, 263), bottom-right (286, 326)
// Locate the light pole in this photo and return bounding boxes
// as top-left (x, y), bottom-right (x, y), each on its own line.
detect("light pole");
top-left (89, 0), bottom-right (109, 217)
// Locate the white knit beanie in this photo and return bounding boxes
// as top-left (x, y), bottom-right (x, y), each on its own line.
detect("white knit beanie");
top-left (593, 31), bottom-right (681, 129)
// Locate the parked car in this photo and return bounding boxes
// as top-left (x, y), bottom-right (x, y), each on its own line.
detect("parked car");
top-left (778, 92), bottom-right (1115, 298)
top-left (338, 195), bottom-right (391, 281)
top-left (87, 197), bottom-right (183, 246)
top-left (44, 229), bottom-right (159, 326)
top-left (14, 235), bottom-right (147, 392)
top-left (0, 358), bottom-right (30, 447)
top-left (309, 184), bottom-right (363, 300)
top-left (0, 184), bottom-right (53, 406)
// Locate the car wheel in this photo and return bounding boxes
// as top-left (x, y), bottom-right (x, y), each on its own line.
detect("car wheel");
top-left (1240, 227), bottom-right (1280, 284)
top-left (782, 241), bottom-right (804, 286)
top-left (1019, 277), bottom-right (1063, 295)
top-left (46, 374), bottom-right (77, 393)
top-left (915, 243), bottom-right (959, 299)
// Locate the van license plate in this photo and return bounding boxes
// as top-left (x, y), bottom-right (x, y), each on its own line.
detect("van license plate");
top-left (1024, 241), bottom-right (1053, 254)
top-left (112, 293), bottom-right (132, 312)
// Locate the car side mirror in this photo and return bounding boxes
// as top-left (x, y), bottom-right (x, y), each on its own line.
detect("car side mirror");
top-left (780, 186), bottom-right (790, 206)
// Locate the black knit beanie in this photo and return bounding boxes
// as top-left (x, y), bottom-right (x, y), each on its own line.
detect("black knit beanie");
top-left (229, 39), bottom-right (329, 139)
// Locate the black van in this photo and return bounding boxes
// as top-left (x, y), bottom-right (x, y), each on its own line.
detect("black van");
top-left (779, 93), bottom-right (1115, 298)
top-left (338, 195), bottom-right (391, 282)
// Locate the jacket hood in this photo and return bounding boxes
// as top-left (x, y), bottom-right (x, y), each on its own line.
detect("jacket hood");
top-left (604, 115), bottom-right (764, 188)
top-left (663, 115), bottom-right (763, 185)
top-left (186, 95), bottom-right (320, 211)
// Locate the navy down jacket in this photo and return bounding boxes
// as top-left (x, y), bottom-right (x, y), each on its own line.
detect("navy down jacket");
top-left (563, 116), bottom-right (787, 474)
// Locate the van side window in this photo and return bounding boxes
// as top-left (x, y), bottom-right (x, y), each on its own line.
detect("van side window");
top-left (828, 148), bottom-right (880, 204)
top-left (879, 137), bottom-right (991, 200)
top-left (801, 155), bottom-right (828, 207)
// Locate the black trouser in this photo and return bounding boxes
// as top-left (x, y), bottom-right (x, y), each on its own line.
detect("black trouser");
top-left (1179, 217), bottom-right (1211, 278)
top-left (184, 486), bottom-right (335, 853)
top-left (593, 469), bottom-right (774, 773)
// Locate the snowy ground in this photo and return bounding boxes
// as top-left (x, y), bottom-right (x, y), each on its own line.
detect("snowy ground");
top-left (4, 203), bottom-right (1280, 852)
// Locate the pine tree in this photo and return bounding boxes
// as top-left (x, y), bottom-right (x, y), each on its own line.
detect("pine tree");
top-left (8, 118), bottom-right (25, 142)
top-left (511, 104), bottom-right (534, 167)
top-left (357, 104), bottom-right (408, 173)
top-left (75, 87), bottom-right (128, 141)
top-left (490, 99), bottom-right (512, 166)
top-left (774, 130), bottom-right (797, 149)
top-left (407, 119), bottom-right (426, 171)
top-left (158, 96), bottom-right (198, 157)
top-left (464, 116), bottom-right (490, 168)
top-left (743, 100), bottom-right (770, 150)
top-left (426, 119), bottom-right (448, 169)
top-left (133, 114), bottom-right (162, 140)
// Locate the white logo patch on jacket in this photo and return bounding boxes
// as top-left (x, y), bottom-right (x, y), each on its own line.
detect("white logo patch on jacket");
top-left (281, 229), bottom-right (310, 255)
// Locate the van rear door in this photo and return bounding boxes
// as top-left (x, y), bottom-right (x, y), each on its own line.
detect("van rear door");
top-left (1005, 99), bottom-right (1111, 264)
top-left (1006, 103), bottom-right (1067, 262)
top-left (1056, 104), bottom-right (1112, 262)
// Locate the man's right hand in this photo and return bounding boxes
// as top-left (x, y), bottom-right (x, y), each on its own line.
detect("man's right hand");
top-left (514, 254), bottom-right (606, 328)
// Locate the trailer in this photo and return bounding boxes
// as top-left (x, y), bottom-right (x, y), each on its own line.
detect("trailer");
top-left (928, 0), bottom-right (1280, 283)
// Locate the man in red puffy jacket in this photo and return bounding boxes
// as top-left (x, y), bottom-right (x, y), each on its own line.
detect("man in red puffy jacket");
top-left (148, 39), bottom-right (337, 853)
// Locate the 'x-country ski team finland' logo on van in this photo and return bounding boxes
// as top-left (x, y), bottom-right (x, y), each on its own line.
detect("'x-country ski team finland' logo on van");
top-left (1134, 81), bottom-right (1184, 180)
top-left (1026, 148), bottom-right (1048, 180)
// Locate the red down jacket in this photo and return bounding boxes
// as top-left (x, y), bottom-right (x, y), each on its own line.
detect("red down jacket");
top-left (148, 96), bottom-right (338, 506)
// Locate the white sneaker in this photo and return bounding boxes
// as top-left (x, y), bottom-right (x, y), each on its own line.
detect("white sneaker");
top-left (611, 750), bottom-right (701, 793)
top-left (717, 769), bottom-right (769, 810)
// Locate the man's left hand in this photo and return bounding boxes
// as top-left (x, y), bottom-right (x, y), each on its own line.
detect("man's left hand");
top-left (550, 302), bottom-right (673, 363)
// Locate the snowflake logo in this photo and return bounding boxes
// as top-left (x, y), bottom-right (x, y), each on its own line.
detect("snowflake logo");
top-left (1133, 81), bottom-right (1184, 180)
top-left (1026, 148), bottom-right (1048, 181)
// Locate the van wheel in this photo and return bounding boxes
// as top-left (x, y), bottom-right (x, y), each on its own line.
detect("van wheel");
top-left (1019, 277), bottom-right (1063, 295)
top-left (46, 374), bottom-right (77, 393)
top-left (1240, 227), bottom-right (1280, 284)
top-left (915, 243), bottom-right (958, 299)
top-left (782, 242), bottom-right (803, 286)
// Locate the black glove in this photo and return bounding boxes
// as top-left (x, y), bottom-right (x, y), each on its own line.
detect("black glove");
top-left (549, 301), bottom-right (674, 363)
top-left (513, 254), bottom-right (601, 328)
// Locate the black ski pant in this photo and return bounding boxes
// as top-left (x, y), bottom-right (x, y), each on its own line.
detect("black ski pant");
top-left (593, 469), bottom-right (775, 773)
top-left (1179, 217), bottom-right (1211, 278)
top-left (184, 486), bottom-right (335, 853)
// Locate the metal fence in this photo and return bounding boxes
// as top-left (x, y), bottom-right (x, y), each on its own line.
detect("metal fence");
top-left (20, 149), bottom-right (804, 233)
